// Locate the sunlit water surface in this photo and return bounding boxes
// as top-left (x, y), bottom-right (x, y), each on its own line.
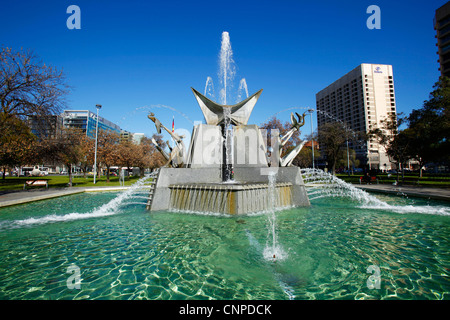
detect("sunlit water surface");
top-left (0, 188), bottom-right (448, 300)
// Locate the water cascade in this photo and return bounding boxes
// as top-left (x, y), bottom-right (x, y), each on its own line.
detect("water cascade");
top-left (302, 168), bottom-right (450, 216)
top-left (3, 175), bottom-right (154, 229)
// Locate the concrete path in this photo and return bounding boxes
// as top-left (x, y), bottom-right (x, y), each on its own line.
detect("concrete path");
top-left (354, 184), bottom-right (450, 202)
top-left (0, 186), bottom-right (131, 208)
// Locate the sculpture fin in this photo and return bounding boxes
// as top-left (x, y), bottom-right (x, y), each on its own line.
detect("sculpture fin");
top-left (191, 87), bottom-right (263, 126)
top-left (281, 140), bottom-right (307, 167)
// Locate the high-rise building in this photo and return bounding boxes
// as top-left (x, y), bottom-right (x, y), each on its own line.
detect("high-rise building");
top-left (61, 110), bottom-right (121, 138)
top-left (315, 64), bottom-right (397, 170)
top-left (27, 114), bottom-right (63, 140)
top-left (435, 1), bottom-right (450, 78)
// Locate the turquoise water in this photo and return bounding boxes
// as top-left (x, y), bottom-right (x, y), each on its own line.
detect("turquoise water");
top-left (0, 186), bottom-right (449, 300)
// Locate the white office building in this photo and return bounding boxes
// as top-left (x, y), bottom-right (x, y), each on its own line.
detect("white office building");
top-left (315, 64), bottom-right (397, 170)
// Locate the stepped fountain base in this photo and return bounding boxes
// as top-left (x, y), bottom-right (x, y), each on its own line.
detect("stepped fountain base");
top-left (148, 167), bottom-right (310, 215)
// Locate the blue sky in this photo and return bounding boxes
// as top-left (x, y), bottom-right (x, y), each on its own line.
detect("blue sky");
top-left (0, 0), bottom-right (446, 142)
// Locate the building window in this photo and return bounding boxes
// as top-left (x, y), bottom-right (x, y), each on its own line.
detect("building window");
top-left (442, 43), bottom-right (450, 53)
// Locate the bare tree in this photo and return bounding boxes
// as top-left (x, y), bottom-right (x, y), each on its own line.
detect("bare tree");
top-left (0, 47), bottom-right (69, 174)
top-left (0, 47), bottom-right (69, 127)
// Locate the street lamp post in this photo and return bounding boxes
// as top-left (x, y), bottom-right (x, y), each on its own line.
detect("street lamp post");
top-left (307, 108), bottom-right (315, 170)
top-left (93, 104), bottom-right (102, 184)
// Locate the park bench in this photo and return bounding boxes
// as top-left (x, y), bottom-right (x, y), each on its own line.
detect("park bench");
top-left (359, 176), bottom-right (378, 184)
top-left (23, 180), bottom-right (48, 190)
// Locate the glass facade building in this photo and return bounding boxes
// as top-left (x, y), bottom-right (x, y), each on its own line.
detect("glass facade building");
top-left (61, 110), bottom-right (121, 138)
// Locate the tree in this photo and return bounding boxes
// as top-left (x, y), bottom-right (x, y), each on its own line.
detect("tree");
top-left (407, 77), bottom-right (450, 175)
top-left (0, 114), bottom-right (36, 178)
top-left (317, 121), bottom-right (347, 175)
top-left (0, 47), bottom-right (68, 177)
top-left (117, 141), bottom-right (141, 178)
top-left (369, 113), bottom-right (411, 183)
top-left (38, 127), bottom-right (85, 186)
top-left (96, 129), bottom-right (120, 183)
top-left (0, 47), bottom-right (68, 128)
top-left (79, 137), bottom-right (95, 178)
top-left (336, 148), bottom-right (360, 174)
top-left (293, 146), bottom-right (320, 168)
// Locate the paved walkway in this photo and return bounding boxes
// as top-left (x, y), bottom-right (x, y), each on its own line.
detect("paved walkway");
top-left (0, 186), bottom-right (130, 208)
top-left (354, 184), bottom-right (450, 202)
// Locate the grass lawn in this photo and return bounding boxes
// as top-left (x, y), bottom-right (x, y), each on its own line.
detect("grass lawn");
top-left (2, 172), bottom-right (449, 192)
top-left (337, 173), bottom-right (450, 188)
top-left (0, 175), bottom-right (143, 192)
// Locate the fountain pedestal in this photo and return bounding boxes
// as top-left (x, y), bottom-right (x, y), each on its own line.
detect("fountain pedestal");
top-left (148, 167), bottom-right (309, 214)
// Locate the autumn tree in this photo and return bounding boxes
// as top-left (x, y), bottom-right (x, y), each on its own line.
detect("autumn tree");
top-left (96, 129), bottom-right (120, 182)
top-left (0, 114), bottom-right (36, 178)
top-left (79, 136), bottom-right (94, 177)
top-left (38, 127), bottom-right (85, 186)
top-left (117, 140), bottom-right (141, 178)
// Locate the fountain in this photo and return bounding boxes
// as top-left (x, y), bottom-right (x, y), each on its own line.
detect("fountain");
top-left (144, 31), bottom-right (310, 215)
top-left (146, 89), bottom-right (310, 214)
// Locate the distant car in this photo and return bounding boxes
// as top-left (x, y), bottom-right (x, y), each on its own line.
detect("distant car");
top-left (60, 171), bottom-right (68, 175)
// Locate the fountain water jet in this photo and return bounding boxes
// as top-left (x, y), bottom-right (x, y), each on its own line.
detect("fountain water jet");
top-left (237, 78), bottom-right (249, 102)
top-left (218, 31), bottom-right (235, 105)
top-left (263, 170), bottom-right (287, 261)
top-left (204, 76), bottom-right (215, 99)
